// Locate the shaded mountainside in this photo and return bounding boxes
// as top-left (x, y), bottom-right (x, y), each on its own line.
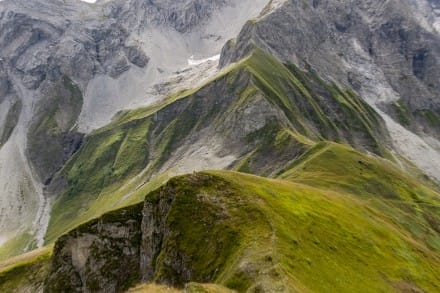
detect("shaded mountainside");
top-left (2, 156), bottom-right (440, 292)
top-left (220, 0), bottom-right (440, 181)
top-left (220, 0), bottom-right (440, 139)
top-left (44, 48), bottom-right (393, 244)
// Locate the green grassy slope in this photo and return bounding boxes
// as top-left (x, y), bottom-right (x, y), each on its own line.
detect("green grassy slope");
top-left (279, 142), bottom-right (440, 254)
top-left (0, 231), bottom-right (36, 262)
top-left (14, 165), bottom-right (440, 292)
top-left (45, 48), bottom-right (392, 244)
top-left (0, 246), bottom-right (52, 292)
top-left (207, 170), bottom-right (440, 292)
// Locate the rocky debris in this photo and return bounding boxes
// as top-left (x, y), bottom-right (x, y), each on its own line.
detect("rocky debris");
top-left (109, 0), bottom-right (228, 33)
top-left (0, 98), bottom-right (21, 147)
top-left (0, 9), bottom-right (145, 89)
top-left (125, 46), bottom-right (149, 68)
top-left (0, 66), bottom-right (10, 100)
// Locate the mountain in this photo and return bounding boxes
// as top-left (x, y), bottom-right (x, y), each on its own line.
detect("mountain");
top-left (0, 0), bottom-right (439, 292)
top-left (221, 0), bottom-right (440, 179)
top-left (0, 0), bottom-right (269, 253)
top-left (1, 158), bottom-right (440, 291)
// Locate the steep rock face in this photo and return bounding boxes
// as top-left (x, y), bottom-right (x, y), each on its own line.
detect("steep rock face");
top-left (0, 0), bottom-right (149, 90)
top-left (45, 204), bottom-right (143, 292)
top-left (45, 174), bottom-right (246, 292)
top-left (138, 175), bottom-right (240, 286)
top-left (221, 0), bottom-right (440, 116)
top-left (111, 0), bottom-right (227, 33)
top-left (220, 0), bottom-right (440, 179)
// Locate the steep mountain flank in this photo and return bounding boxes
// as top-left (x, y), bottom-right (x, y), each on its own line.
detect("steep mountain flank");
top-left (27, 76), bottom-right (83, 184)
top-left (0, 2), bottom-right (439, 291)
top-left (0, 246), bottom-right (51, 293)
top-left (45, 49), bottom-right (393, 244)
top-left (0, 0), bottom-right (270, 255)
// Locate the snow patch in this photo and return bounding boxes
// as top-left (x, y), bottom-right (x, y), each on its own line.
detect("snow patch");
top-left (188, 54), bottom-right (220, 66)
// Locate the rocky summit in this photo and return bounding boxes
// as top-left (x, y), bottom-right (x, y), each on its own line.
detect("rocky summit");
top-left (0, 0), bottom-right (439, 292)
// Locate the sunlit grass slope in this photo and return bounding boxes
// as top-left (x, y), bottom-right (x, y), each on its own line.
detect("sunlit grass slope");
top-left (279, 141), bottom-right (440, 253)
top-left (199, 170), bottom-right (440, 292)
top-left (128, 283), bottom-right (235, 293)
top-left (3, 147), bottom-right (440, 291)
top-left (0, 246), bottom-right (52, 292)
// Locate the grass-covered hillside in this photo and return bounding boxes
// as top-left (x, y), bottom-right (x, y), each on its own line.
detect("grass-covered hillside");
top-left (1, 47), bottom-right (439, 292)
top-left (45, 48), bottom-right (392, 245)
top-left (2, 150), bottom-right (439, 291)
top-left (0, 246), bottom-right (52, 292)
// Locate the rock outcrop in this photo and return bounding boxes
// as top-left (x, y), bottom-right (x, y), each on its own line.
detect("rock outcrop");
top-left (45, 173), bottom-right (242, 292)
top-left (45, 203), bottom-right (143, 292)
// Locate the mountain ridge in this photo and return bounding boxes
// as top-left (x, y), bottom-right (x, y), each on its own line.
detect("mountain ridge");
top-left (0, 1), bottom-right (439, 292)
top-left (0, 0), bottom-right (271, 250)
